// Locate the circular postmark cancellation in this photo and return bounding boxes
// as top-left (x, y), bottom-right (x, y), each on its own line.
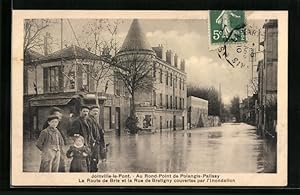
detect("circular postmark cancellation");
top-left (209, 10), bottom-right (265, 68)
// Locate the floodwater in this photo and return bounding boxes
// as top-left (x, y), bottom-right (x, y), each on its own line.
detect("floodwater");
top-left (23, 123), bottom-right (276, 173)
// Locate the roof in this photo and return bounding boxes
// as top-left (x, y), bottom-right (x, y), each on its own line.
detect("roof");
top-left (29, 93), bottom-right (75, 107)
top-left (40, 45), bottom-right (100, 62)
top-left (119, 19), bottom-right (154, 53)
top-left (24, 49), bottom-right (44, 65)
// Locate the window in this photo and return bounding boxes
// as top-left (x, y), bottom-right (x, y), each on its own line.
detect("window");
top-left (44, 66), bottom-right (62, 93)
top-left (153, 90), bottom-right (156, 106)
top-left (170, 95), bottom-right (173, 109)
top-left (166, 95), bottom-right (169, 108)
top-left (179, 78), bottom-right (181, 89)
top-left (182, 98), bottom-right (185, 109)
top-left (68, 72), bottom-right (75, 89)
top-left (179, 98), bottom-right (182, 109)
top-left (166, 72), bottom-right (169, 85)
top-left (170, 73), bottom-right (172, 86)
top-left (175, 96), bottom-right (178, 109)
top-left (175, 76), bottom-right (177, 88)
top-left (115, 79), bottom-right (121, 96)
top-left (183, 80), bottom-right (185, 90)
top-left (160, 93), bottom-right (163, 106)
top-left (109, 107), bottom-right (112, 129)
top-left (160, 69), bottom-right (163, 83)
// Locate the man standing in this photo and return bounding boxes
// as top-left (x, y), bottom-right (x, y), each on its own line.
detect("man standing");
top-left (87, 105), bottom-right (107, 172)
top-left (70, 105), bottom-right (93, 147)
top-left (70, 105), bottom-right (94, 172)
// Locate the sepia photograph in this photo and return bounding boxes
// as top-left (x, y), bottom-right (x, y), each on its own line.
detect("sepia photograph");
top-left (11, 10), bottom-right (288, 186)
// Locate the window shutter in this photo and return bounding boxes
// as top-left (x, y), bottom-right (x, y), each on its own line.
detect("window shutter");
top-left (77, 64), bottom-right (83, 91)
top-left (59, 65), bottom-right (64, 91)
top-left (43, 68), bottom-right (48, 93)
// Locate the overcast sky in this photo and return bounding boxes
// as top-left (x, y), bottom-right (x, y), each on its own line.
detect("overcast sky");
top-left (40, 18), bottom-right (265, 104)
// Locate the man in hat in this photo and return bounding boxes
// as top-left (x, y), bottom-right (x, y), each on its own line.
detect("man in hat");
top-left (87, 105), bottom-right (107, 172)
top-left (42, 106), bottom-right (70, 172)
top-left (70, 105), bottom-right (93, 146)
top-left (70, 105), bottom-right (94, 171)
top-left (36, 115), bottom-right (65, 172)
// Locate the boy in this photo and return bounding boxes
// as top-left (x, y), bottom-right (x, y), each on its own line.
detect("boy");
top-left (36, 115), bottom-right (65, 172)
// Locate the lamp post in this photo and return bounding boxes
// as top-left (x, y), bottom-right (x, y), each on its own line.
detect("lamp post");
top-left (98, 95), bottom-right (107, 129)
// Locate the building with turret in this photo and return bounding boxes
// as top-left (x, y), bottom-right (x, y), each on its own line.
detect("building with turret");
top-left (115, 19), bottom-right (187, 132)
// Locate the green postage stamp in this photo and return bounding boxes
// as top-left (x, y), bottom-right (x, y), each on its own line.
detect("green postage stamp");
top-left (209, 10), bottom-right (246, 45)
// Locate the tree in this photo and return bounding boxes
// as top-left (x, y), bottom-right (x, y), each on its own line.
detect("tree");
top-left (24, 20), bottom-right (56, 95)
top-left (24, 19), bottom-right (55, 56)
top-left (230, 96), bottom-right (240, 122)
top-left (59, 19), bottom-right (123, 105)
top-left (112, 51), bottom-right (155, 133)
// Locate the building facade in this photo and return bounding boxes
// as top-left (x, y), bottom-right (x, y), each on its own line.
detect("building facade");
top-left (187, 96), bottom-right (208, 129)
top-left (115, 19), bottom-right (187, 132)
top-left (256, 20), bottom-right (278, 138)
top-left (23, 45), bottom-right (130, 139)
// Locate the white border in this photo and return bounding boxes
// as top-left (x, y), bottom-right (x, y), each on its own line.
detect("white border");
top-left (11, 10), bottom-right (288, 187)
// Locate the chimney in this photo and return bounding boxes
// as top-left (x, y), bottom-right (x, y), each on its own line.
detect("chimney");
top-left (152, 44), bottom-right (165, 59)
top-left (166, 50), bottom-right (174, 66)
top-left (174, 53), bottom-right (178, 68)
top-left (180, 59), bottom-right (185, 71)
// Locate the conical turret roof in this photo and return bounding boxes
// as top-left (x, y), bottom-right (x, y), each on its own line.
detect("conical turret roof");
top-left (119, 19), bottom-right (154, 53)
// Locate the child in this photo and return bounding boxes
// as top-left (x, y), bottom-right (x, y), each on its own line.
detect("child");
top-left (66, 134), bottom-right (91, 172)
top-left (36, 115), bottom-right (65, 172)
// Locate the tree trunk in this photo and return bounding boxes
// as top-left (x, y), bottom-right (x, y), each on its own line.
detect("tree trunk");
top-left (130, 91), bottom-right (136, 118)
top-left (95, 80), bottom-right (100, 106)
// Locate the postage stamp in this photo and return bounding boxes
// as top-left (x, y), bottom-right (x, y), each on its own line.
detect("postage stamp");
top-left (209, 10), bottom-right (246, 45)
top-left (11, 10), bottom-right (287, 187)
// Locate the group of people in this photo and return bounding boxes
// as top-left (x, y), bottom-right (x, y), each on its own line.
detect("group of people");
top-left (36, 105), bottom-right (107, 172)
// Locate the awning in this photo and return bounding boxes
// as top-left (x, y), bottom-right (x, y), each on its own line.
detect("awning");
top-left (30, 98), bottom-right (72, 107)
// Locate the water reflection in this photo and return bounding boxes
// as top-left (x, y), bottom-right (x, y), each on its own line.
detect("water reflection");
top-left (99, 123), bottom-right (276, 173)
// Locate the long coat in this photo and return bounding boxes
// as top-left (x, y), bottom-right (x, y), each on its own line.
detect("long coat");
top-left (36, 127), bottom-right (65, 172)
top-left (66, 145), bottom-right (91, 172)
top-left (70, 117), bottom-right (94, 146)
top-left (87, 116), bottom-right (107, 160)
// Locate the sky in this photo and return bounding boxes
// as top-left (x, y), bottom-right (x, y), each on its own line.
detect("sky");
top-left (36, 18), bottom-right (265, 104)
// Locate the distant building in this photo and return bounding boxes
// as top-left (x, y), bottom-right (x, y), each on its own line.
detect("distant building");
top-left (187, 96), bottom-right (208, 129)
top-left (240, 94), bottom-right (257, 126)
top-left (256, 20), bottom-right (278, 137)
top-left (115, 19), bottom-right (187, 132)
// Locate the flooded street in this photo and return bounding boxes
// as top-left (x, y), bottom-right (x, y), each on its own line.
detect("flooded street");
top-left (24, 123), bottom-right (276, 173)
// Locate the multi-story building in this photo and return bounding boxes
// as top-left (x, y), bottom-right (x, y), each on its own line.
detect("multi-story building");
top-left (115, 19), bottom-right (187, 132)
top-left (23, 45), bottom-right (130, 139)
top-left (256, 20), bottom-right (278, 137)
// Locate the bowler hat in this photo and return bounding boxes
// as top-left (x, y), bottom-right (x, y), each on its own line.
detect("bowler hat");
top-left (90, 105), bottom-right (100, 110)
top-left (80, 105), bottom-right (90, 110)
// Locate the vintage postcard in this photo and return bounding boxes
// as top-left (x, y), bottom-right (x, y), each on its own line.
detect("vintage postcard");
top-left (11, 10), bottom-right (288, 186)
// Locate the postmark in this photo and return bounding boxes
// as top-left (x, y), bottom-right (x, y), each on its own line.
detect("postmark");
top-left (214, 23), bottom-right (265, 68)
